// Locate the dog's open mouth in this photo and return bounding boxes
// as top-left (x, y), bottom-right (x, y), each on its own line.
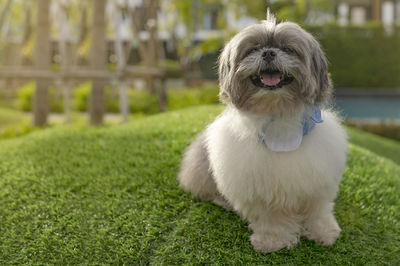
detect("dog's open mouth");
top-left (250, 70), bottom-right (294, 90)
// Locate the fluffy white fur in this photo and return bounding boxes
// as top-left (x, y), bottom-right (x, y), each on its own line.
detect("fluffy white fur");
top-left (178, 14), bottom-right (348, 253)
top-left (205, 108), bottom-right (347, 252)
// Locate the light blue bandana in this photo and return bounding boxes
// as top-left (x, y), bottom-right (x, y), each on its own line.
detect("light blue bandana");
top-left (258, 107), bottom-right (323, 152)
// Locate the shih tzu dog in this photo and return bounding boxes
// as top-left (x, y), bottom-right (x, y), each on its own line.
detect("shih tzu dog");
top-left (178, 13), bottom-right (348, 253)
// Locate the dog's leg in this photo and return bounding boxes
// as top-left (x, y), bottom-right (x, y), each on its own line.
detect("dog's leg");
top-left (302, 201), bottom-right (341, 246)
top-left (178, 132), bottom-right (232, 210)
top-left (247, 204), bottom-right (301, 253)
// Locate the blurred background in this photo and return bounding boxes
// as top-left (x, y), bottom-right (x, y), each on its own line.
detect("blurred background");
top-left (0, 0), bottom-right (399, 141)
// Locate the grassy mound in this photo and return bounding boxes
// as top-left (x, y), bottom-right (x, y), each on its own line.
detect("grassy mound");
top-left (0, 105), bottom-right (399, 264)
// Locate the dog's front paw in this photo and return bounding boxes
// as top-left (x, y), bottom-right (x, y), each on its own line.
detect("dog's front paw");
top-left (304, 220), bottom-right (341, 246)
top-left (250, 232), bottom-right (298, 253)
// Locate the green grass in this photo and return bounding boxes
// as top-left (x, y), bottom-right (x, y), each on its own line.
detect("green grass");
top-left (346, 126), bottom-right (400, 165)
top-left (0, 107), bottom-right (34, 139)
top-left (0, 107), bottom-right (26, 131)
top-left (0, 105), bottom-right (399, 264)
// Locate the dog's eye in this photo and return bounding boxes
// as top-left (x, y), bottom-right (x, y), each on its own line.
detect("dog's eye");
top-left (246, 48), bottom-right (258, 56)
top-left (282, 47), bottom-right (295, 54)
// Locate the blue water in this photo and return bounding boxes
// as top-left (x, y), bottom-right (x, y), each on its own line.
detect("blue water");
top-left (334, 97), bottom-right (400, 119)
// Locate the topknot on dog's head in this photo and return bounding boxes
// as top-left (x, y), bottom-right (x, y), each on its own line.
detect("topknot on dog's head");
top-left (262, 9), bottom-right (277, 29)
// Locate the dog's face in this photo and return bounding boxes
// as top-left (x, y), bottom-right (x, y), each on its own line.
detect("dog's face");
top-left (218, 15), bottom-right (332, 115)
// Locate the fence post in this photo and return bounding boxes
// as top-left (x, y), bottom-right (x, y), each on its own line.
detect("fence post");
top-left (114, 3), bottom-right (129, 123)
top-left (59, 1), bottom-right (72, 123)
top-left (33, 0), bottom-right (51, 127)
top-left (89, 0), bottom-right (107, 125)
top-left (157, 78), bottom-right (167, 112)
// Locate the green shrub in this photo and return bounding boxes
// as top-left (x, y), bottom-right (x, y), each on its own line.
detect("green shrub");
top-left (16, 81), bottom-right (64, 113)
top-left (167, 86), bottom-right (219, 110)
top-left (49, 89), bottom-right (64, 113)
top-left (16, 82), bottom-right (35, 112)
top-left (167, 89), bottom-right (201, 110)
top-left (72, 82), bottom-right (122, 113)
top-left (105, 86), bottom-right (165, 114)
top-left (72, 84), bottom-right (219, 114)
top-left (72, 82), bottom-right (91, 112)
top-left (197, 85), bottom-right (220, 104)
top-left (129, 90), bottom-right (159, 114)
top-left (16, 80), bottom-right (220, 114)
top-left (105, 86), bottom-right (120, 113)
top-left (73, 83), bottom-right (160, 114)
top-left (0, 123), bottom-right (36, 140)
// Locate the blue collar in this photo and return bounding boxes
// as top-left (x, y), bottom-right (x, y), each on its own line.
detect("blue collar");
top-left (302, 106), bottom-right (323, 136)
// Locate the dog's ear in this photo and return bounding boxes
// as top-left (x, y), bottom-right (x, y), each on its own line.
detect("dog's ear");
top-left (218, 43), bottom-right (239, 105)
top-left (309, 38), bottom-right (332, 105)
top-left (218, 45), bottom-right (230, 103)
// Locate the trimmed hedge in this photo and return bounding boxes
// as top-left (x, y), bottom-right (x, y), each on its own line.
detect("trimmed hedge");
top-left (308, 24), bottom-right (400, 88)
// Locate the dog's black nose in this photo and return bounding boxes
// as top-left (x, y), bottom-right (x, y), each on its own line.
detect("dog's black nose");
top-left (262, 50), bottom-right (276, 62)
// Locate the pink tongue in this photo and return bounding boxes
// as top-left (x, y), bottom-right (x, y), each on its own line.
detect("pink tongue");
top-left (261, 73), bottom-right (281, 86)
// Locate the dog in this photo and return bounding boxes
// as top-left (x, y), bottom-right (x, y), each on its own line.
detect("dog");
top-left (178, 12), bottom-right (348, 253)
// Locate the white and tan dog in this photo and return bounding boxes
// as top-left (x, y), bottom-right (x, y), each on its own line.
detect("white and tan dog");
top-left (178, 13), bottom-right (348, 253)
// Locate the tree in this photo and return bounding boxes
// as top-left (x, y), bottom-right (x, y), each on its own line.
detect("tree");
top-left (269, 0), bottom-right (335, 24)
top-left (0, 0), bottom-right (12, 31)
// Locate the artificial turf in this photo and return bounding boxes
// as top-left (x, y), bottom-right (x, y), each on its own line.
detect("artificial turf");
top-left (0, 105), bottom-right (399, 264)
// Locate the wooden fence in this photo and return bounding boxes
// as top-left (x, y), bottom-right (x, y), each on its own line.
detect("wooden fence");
top-left (0, 0), bottom-right (167, 126)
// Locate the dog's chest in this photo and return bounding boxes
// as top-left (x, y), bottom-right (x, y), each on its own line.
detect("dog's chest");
top-left (211, 131), bottom-right (315, 201)
top-left (206, 111), bottom-right (344, 209)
